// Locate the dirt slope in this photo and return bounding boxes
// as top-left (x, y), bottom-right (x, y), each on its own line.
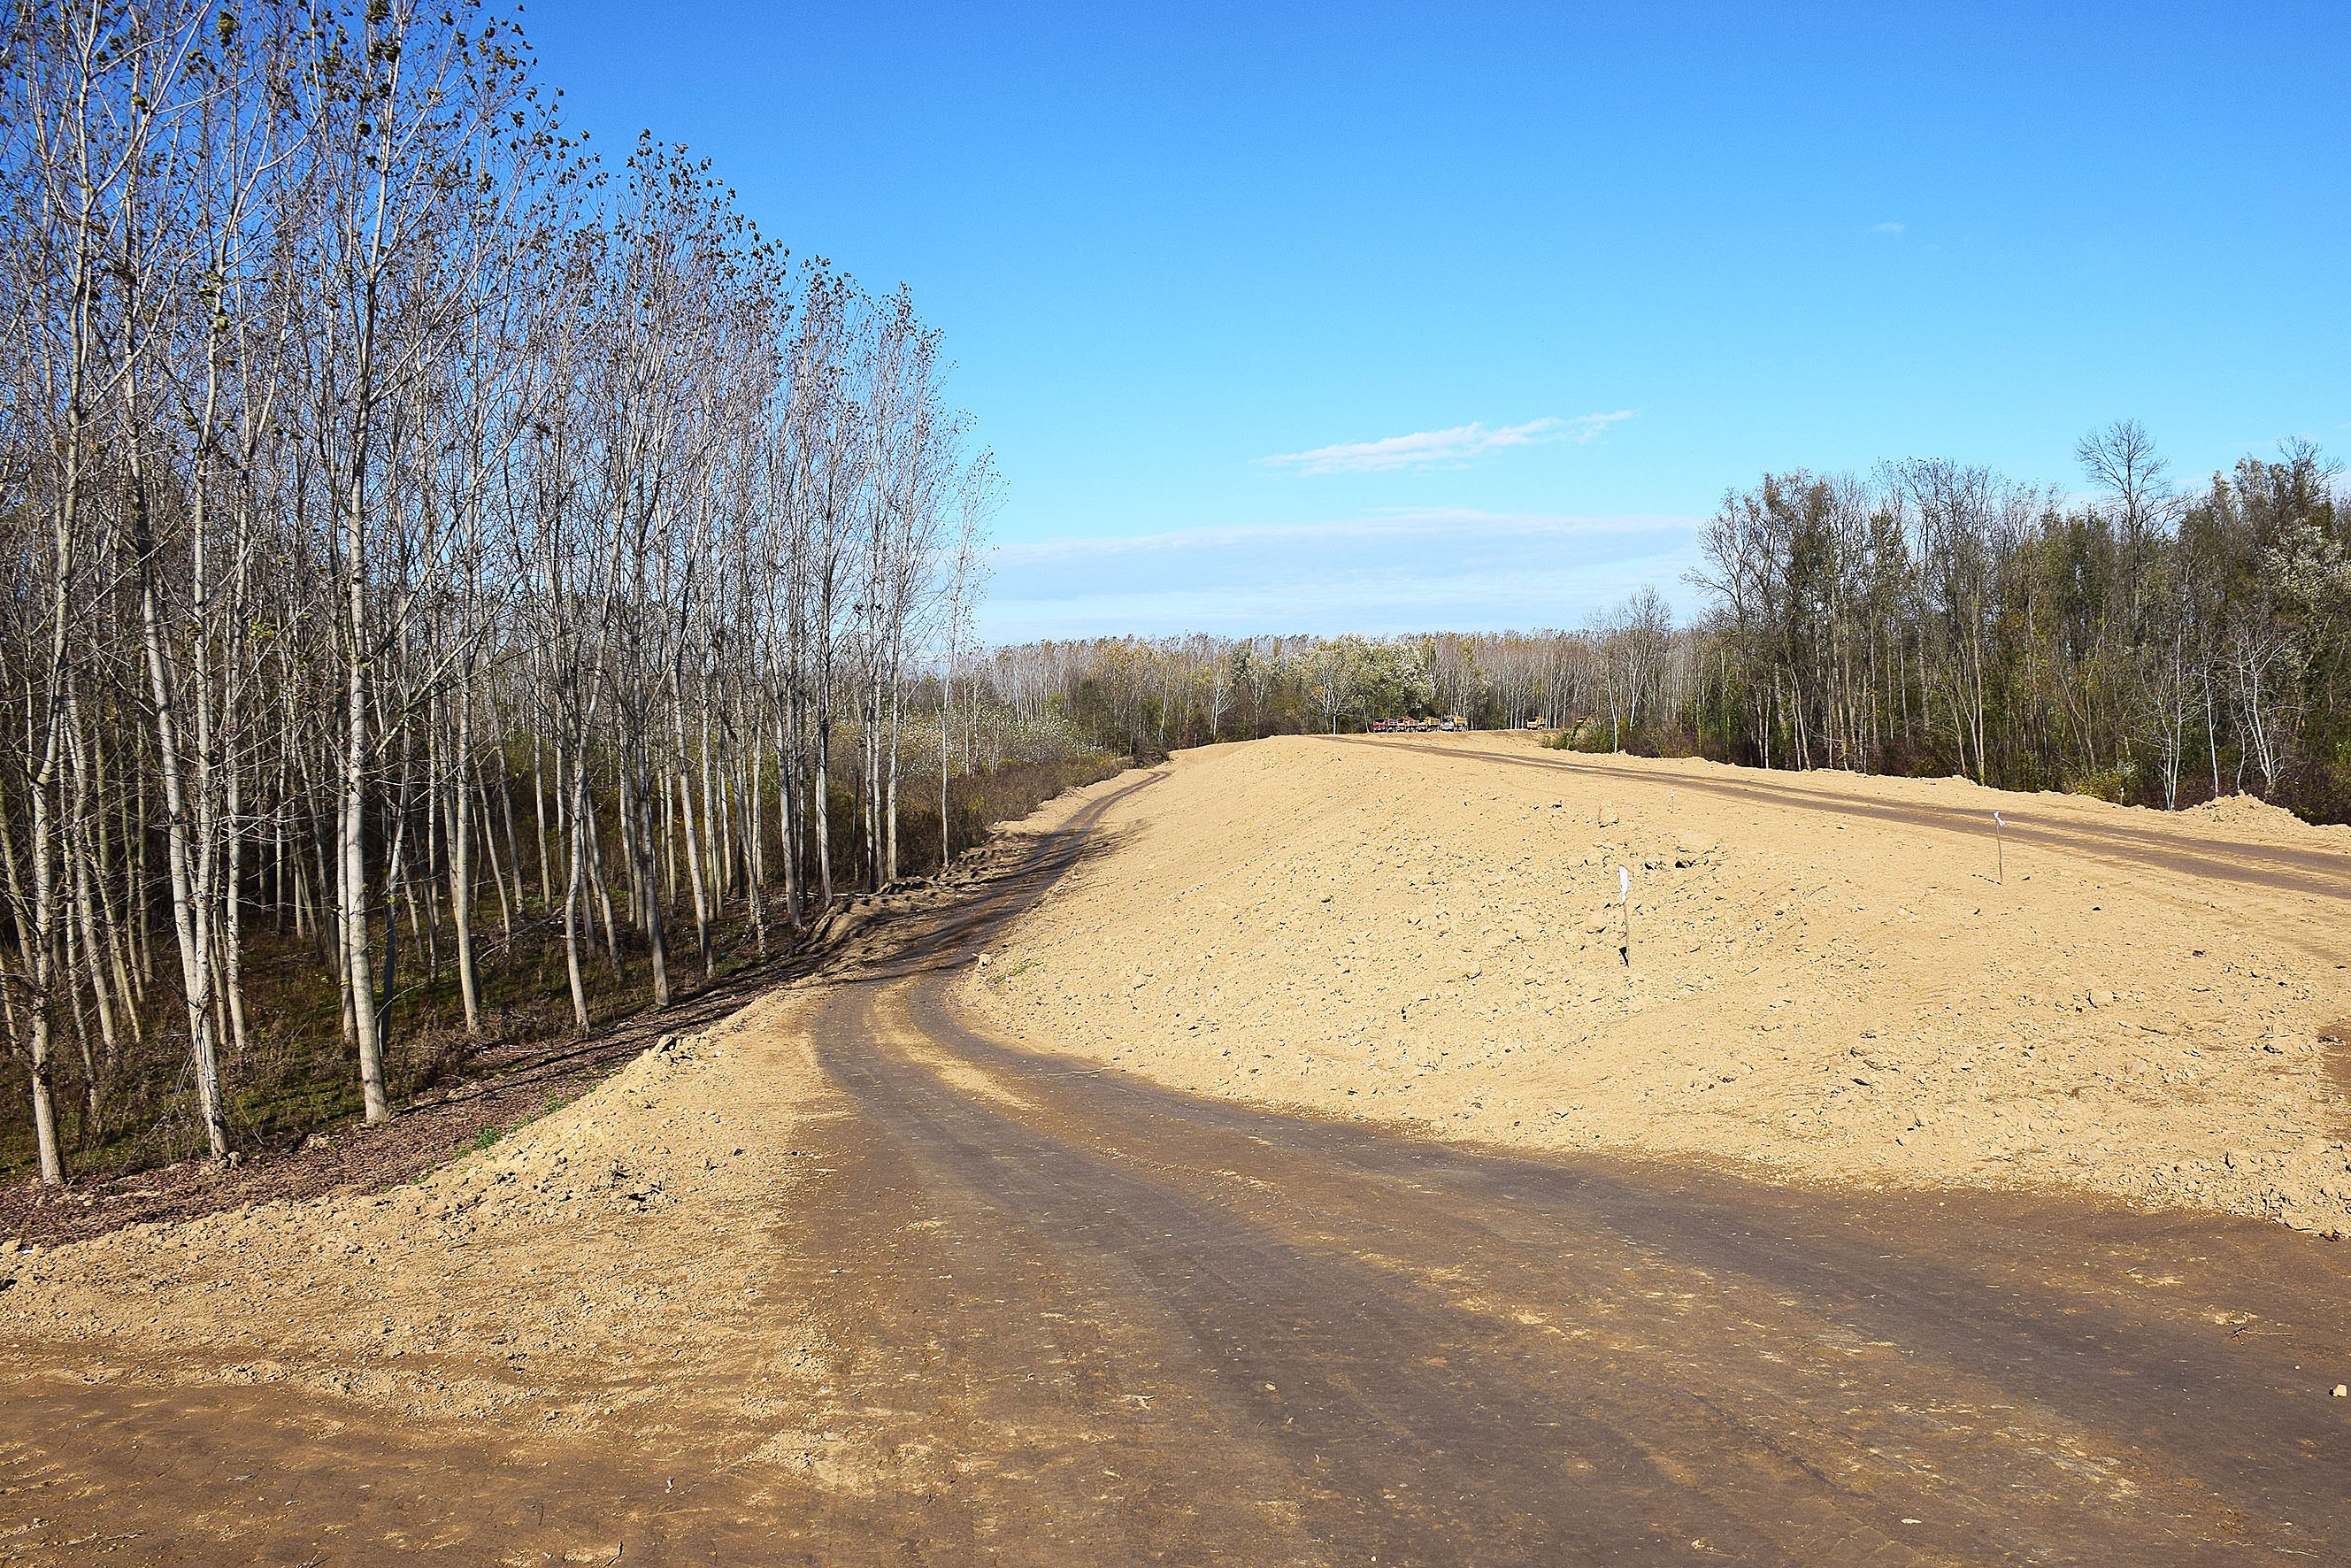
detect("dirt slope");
top-left (0, 987), bottom-right (858, 1559)
top-left (963, 734), bottom-right (2351, 1233)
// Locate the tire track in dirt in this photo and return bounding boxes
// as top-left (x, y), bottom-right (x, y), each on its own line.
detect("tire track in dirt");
top-left (1341, 736), bottom-right (2351, 903)
top-left (777, 775), bottom-right (2351, 1564)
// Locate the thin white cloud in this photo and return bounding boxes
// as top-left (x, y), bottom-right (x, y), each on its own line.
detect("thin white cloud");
top-left (1871, 220), bottom-right (1906, 234)
top-left (992, 508), bottom-right (1678, 567)
top-left (979, 508), bottom-right (1703, 641)
top-left (1258, 411), bottom-right (1634, 474)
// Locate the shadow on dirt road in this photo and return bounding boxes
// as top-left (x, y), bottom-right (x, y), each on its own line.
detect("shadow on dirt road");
top-left (5, 770), bottom-right (2349, 1564)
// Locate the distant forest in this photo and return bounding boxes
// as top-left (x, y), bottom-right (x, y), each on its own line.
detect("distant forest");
top-left (987, 426), bottom-right (2351, 824)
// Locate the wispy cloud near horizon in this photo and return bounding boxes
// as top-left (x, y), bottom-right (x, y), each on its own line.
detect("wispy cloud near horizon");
top-left (1258, 412), bottom-right (1634, 474)
top-left (979, 507), bottom-right (1702, 642)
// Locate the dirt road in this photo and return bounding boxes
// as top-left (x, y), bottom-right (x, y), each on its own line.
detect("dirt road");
top-left (1357, 735), bottom-right (2351, 903)
top-left (7, 767), bottom-right (2351, 1563)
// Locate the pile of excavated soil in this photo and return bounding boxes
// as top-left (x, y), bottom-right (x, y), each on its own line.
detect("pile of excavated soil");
top-left (0, 988), bottom-right (838, 1441)
top-left (2183, 790), bottom-right (2342, 838)
top-left (964, 734), bottom-right (2351, 1234)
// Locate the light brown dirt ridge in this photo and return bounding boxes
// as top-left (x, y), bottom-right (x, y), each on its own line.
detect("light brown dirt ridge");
top-left (4, 990), bottom-right (819, 1414)
top-left (963, 733), bottom-right (2351, 1233)
top-left (0, 985), bottom-right (868, 1559)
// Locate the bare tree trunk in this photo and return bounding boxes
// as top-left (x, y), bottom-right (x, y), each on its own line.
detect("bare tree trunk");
top-left (563, 753), bottom-right (593, 1029)
top-left (635, 755), bottom-right (671, 1006)
top-left (814, 707), bottom-right (834, 908)
top-left (534, 733), bottom-right (553, 907)
top-left (450, 673), bottom-right (482, 1034)
top-left (778, 705), bottom-right (803, 933)
top-left (343, 512), bottom-right (388, 1123)
top-left (129, 430), bottom-right (231, 1157)
top-left (671, 666), bottom-right (713, 976)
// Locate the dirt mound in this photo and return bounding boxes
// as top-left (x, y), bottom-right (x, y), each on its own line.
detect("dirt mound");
top-left (1, 990), bottom-right (836, 1433)
top-left (2182, 791), bottom-right (2344, 840)
top-left (965, 734), bottom-right (2351, 1234)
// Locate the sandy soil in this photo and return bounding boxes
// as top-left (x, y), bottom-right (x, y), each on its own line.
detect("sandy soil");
top-left (0, 987), bottom-right (840, 1470)
top-left (0, 963), bottom-right (810, 1253)
top-left (0, 854), bottom-right (1065, 1562)
top-left (963, 734), bottom-right (2351, 1234)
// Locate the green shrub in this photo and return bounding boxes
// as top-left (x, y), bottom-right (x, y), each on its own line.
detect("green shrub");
top-left (2063, 765), bottom-right (2127, 803)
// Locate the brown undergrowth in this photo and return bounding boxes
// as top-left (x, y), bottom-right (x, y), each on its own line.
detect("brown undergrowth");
top-left (1, 755), bottom-right (1126, 1234)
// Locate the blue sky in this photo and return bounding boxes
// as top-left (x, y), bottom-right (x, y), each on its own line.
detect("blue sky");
top-left (526, 1), bottom-right (2350, 640)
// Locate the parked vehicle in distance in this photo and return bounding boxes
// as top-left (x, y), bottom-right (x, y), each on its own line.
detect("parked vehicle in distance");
top-left (1370, 715), bottom-right (1483, 733)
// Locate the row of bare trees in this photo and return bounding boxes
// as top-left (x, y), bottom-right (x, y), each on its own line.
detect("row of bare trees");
top-left (973, 629), bottom-right (1694, 757)
top-left (1689, 427), bottom-right (2350, 813)
top-left (2, 1), bottom-right (997, 1184)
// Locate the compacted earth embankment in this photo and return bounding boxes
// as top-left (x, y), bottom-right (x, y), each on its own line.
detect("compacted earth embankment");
top-left (964, 733), bottom-right (2351, 1234)
top-left (8, 759), bottom-right (2351, 1564)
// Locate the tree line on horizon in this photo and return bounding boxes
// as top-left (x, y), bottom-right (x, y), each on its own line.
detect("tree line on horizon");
top-left (976, 425), bottom-right (2350, 824)
top-left (0, 0), bottom-right (1042, 1188)
top-left (1686, 427), bottom-right (2347, 819)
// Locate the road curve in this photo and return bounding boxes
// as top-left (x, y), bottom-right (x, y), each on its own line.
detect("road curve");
top-left (6, 770), bottom-right (2350, 1564)
top-left (764, 772), bottom-right (2351, 1564)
